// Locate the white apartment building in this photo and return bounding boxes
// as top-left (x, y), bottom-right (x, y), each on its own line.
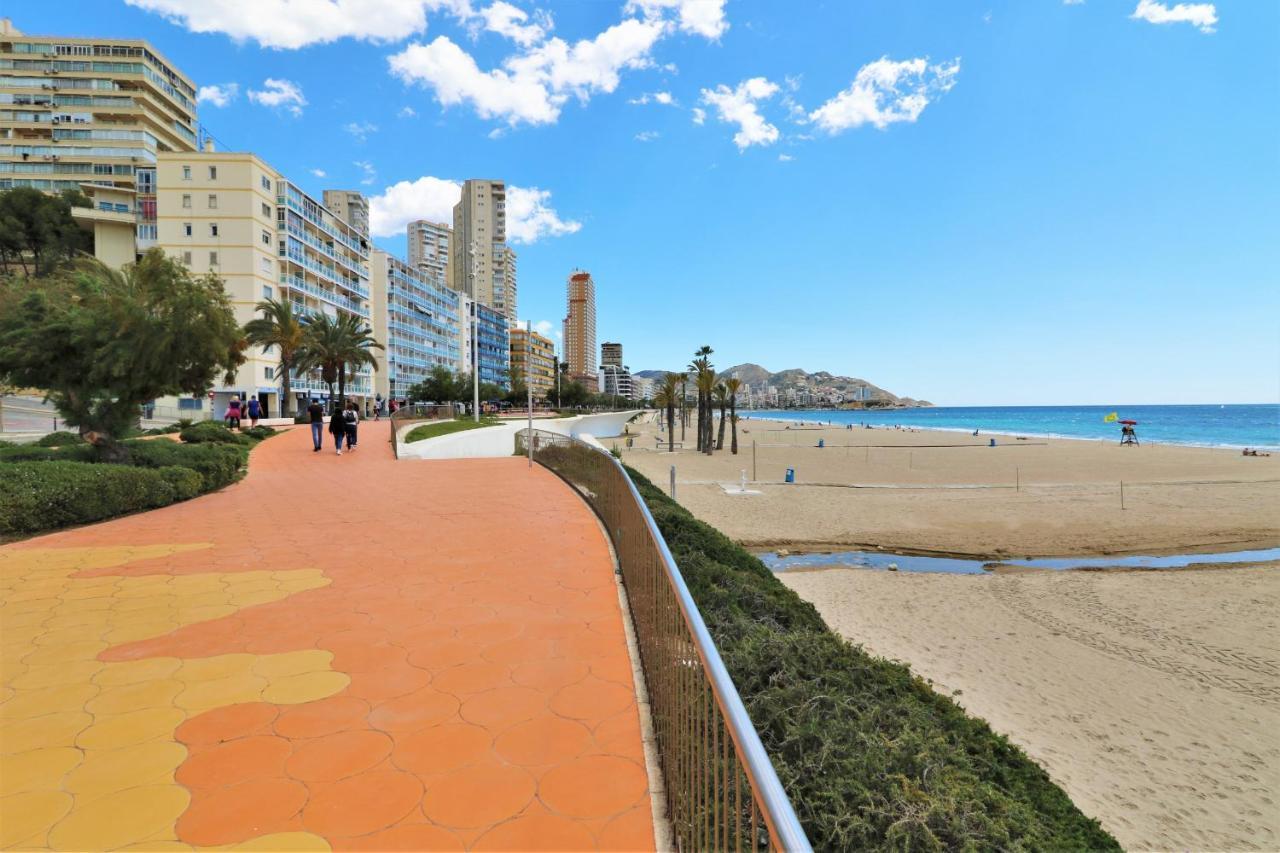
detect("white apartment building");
top-left (406, 218), bottom-right (451, 285)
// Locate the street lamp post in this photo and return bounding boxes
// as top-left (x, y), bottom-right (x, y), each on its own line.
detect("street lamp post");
top-left (469, 240), bottom-right (480, 423)
top-left (526, 320), bottom-right (533, 468)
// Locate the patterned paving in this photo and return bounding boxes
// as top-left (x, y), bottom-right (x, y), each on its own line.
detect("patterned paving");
top-left (1, 426), bottom-right (656, 850)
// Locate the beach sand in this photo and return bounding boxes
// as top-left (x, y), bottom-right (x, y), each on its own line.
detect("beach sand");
top-left (780, 564), bottom-right (1280, 852)
top-left (618, 415), bottom-right (1280, 557)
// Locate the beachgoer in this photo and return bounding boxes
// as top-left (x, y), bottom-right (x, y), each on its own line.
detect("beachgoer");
top-left (307, 399), bottom-right (325, 452)
top-left (225, 396), bottom-right (242, 430)
top-left (329, 404), bottom-right (347, 454)
top-left (344, 402), bottom-right (359, 451)
top-left (246, 396), bottom-right (261, 428)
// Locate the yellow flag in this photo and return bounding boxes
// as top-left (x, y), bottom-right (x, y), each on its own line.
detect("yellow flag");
top-left (1103, 412), bottom-right (1118, 423)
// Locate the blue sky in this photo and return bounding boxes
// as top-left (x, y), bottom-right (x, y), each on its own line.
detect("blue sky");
top-left (15, 1), bottom-right (1278, 404)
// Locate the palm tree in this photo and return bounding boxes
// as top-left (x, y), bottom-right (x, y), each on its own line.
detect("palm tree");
top-left (726, 377), bottom-right (742, 454)
top-left (695, 367), bottom-right (717, 455)
top-left (658, 372), bottom-right (683, 452)
top-left (297, 312), bottom-right (383, 406)
top-left (689, 346), bottom-right (713, 452)
top-left (714, 382), bottom-right (729, 451)
top-left (243, 297), bottom-right (306, 418)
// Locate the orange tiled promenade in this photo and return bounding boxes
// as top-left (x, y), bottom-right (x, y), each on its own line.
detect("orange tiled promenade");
top-left (0, 426), bottom-right (657, 850)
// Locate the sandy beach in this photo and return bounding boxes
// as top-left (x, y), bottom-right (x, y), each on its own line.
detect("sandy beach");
top-left (618, 415), bottom-right (1280, 557)
top-left (780, 564), bottom-right (1280, 851)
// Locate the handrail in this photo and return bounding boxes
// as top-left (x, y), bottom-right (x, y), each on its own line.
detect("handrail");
top-left (388, 403), bottom-right (455, 458)
top-left (516, 428), bottom-right (811, 851)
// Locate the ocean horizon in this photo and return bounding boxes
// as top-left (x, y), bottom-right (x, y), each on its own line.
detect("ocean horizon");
top-left (743, 404), bottom-right (1280, 450)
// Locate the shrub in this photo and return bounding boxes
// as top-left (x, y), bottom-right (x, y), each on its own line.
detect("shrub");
top-left (35, 430), bottom-right (83, 447)
top-left (623, 465), bottom-right (1120, 852)
top-left (123, 440), bottom-right (244, 492)
top-left (241, 425), bottom-right (277, 441)
top-left (0, 461), bottom-right (179, 537)
top-left (179, 421), bottom-right (249, 445)
top-left (0, 443), bottom-right (95, 463)
top-left (157, 465), bottom-right (201, 501)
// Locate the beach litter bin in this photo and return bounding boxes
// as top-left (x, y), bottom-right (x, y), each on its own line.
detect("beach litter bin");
top-left (989, 438), bottom-right (996, 447)
top-left (818, 438), bottom-right (824, 448)
top-left (785, 467), bottom-right (795, 483)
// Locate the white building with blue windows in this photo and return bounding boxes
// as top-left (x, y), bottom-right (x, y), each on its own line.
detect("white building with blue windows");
top-left (370, 249), bottom-right (462, 403)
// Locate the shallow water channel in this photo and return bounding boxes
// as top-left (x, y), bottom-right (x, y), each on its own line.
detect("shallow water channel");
top-left (757, 547), bottom-right (1280, 575)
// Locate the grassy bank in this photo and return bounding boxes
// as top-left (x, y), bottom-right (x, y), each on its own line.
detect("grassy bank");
top-left (624, 465), bottom-right (1119, 851)
top-left (405, 417), bottom-right (497, 443)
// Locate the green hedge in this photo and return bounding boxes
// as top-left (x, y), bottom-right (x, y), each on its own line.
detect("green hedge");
top-left (623, 466), bottom-right (1119, 852)
top-left (179, 421), bottom-right (250, 445)
top-left (0, 444), bottom-right (95, 463)
top-left (35, 430), bottom-right (84, 447)
top-left (123, 440), bottom-right (245, 492)
top-left (0, 461), bottom-right (186, 536)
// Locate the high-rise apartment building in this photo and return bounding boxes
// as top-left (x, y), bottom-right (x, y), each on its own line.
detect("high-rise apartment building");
top-left (407, 219), bottom-right (451, 284)
top-left (601, 341), bottom-right (623, 368)
top-left (1, 19), bottom-right (199, 259)
top-left (500, 245), bottom-right (517, 322)
top-left (510, 326), bottom-right (556, 399)
top-left (563, 270), bottom-right (597, 392)
top-left (370, 249), bottom-right (461, 403)
top-left (155, 150), bottom-right (372, 417)
top-left (461, 296), bottom-right (510, 390)
top-left (322, 189), bottom-right (369, 239)
top-left (598, 364), bottom-right (633, 401)
top-left (451, 178), bottom-right (517, 322)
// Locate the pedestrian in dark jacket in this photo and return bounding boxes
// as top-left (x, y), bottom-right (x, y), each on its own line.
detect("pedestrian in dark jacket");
top-left (328, 404), bottom-right (347, 454)
top-left (344, 402), bottom-right (359, 451)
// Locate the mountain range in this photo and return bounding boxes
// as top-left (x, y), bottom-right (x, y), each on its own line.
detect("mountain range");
top-left (632, 364), bottom-right (931, 407)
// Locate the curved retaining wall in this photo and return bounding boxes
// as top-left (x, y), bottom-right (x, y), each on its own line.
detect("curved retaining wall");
top-left (396, 411), bottom-right (647, 460)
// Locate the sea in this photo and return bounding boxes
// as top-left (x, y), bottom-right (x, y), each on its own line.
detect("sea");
top-left (743, 404), bottom-right (1280, 451)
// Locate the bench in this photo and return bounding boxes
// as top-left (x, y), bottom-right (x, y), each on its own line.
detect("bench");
top-left (655, 438), bottom-right (683, 450)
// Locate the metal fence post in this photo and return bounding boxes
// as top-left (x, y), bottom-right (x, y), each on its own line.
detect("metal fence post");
top-left (670, 465), bottom-right (677, 501)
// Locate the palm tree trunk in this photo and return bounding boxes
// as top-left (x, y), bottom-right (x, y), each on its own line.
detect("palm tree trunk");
top-left (730, 394), bottom-right (738, 454)
top-left (716, 401), bottom-right (727, 450)
top-left (666, 403), bottom-right (675, 451)
top-left (280, 356), bottom-right (293, 418)
top-left (337, 364), bottom-right (346, 407)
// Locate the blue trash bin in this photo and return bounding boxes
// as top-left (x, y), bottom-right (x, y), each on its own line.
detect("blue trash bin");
top-left (818, 438), bottom-right (824, 448)
top-left (989, 438), bottom-right (996, 447)
top-left (785, 467), bottom-right (795, 483)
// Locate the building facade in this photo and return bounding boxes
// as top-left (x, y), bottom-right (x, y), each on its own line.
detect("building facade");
top-left (322, 189), bottom-right (369, 239)
top-left (601, 341), bottom-right (623, 368)
top-left (406, 218), bottom-right (451, 285)
top-left (155, 150), bottom-right (372, 417)
top-left (563, 270), bottom-right (597, 392)
top-left (370, 249), bottom-right (461, 403)
top-left (451, 178), bottom-right (517, 322)
top-left (598, 364), bottom-right (633, 401)
top-left (510, 326), bottom-right (556, 400)
top-left (461, 296), bottom-right (510, 390)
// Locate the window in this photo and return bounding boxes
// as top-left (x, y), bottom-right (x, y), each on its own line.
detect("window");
top-left (260, 257), bottom-right (272, 273)
top-left (209, 251), bottom-right (218, 266)
top-left (182, 250), bottom-right (192, 265)
top-left (207, 194), bottom-right (217, 209)
top-left (264, 366), bottom-right (275, 379)
top-left (208, 165), bottom-right (217, 180)
top-left (182, 165), bottom-right (191, 180)
top-left (181, 194), bottom-right (191, 208)
top-left (209, 223), bottom-right (218, 237)
top-left (177, 397), bottom-right (203, 411)
top-left (183, 222), bottom-right (192, 236)
top-left (261, 202), bottom-right (271, 217)
top-left (263, 285), bottom-right (273, 300)
top-left (261, 230), bottom-right (271, 246)
top-left (261, 175), bottom-right (270, 191)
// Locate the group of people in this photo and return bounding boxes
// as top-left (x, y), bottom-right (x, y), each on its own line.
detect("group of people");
top-left (306, 399), bottom-right (361, 455)
top-left (224, 396), bottom-right (261, 430)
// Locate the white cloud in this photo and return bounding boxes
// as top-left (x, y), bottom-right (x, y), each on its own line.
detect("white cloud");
top-left (123, 0), bottom-right (473, 49)
top-left (526, 319), bottom-right (560, 340)
top-left (367, 177), bottom-right (580, 244)
top-left (310, 168), bottom-right (327, 178)
top-left (1063, 0), bottom-right (1085, 5)
top-left (809, 57), bottom-right (960, 134)
top-left (628, 90), bottom-right (675, 105)
top-left (389, 17), bottom-right (666, 126)
top-left (778, 153), bottom-right (794, 162)
top-left (635, 130), bottom-right (660, 141)
top-left (691, 106), bottom-right (706, 124)
top-left (344, 120), bottom-right (379, 141)
top-left (398, 105), bottom-right (417, 118)
top-left (1130, 0), bottom-right (1217, 33)
top-left (478, 2), bottom-right (552, 46)
top-left (196, 82), bottom-right (238, 107)
top-left (626, 0), bottom-right (727, 39)
top-left (354, 160), bottom-right (377, 186)
top-left (247, 78), bottom-right (307, 116)
top-left (700, 77), bottom-right (780, 150)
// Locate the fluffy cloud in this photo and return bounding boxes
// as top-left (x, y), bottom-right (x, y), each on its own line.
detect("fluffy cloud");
top-left (354, 160), bottom-right (377, 185)
top-left (247, 78), bottom-right (307, 116)
top-left (398, 105), bottom-right (417, 118)
top-left (196, 82), bottom-right (238, 107)
top-left (635, 130), bottom-right (660, 141)
top-left (389, 17), bottom-right (665, 126)
top-left (691, 106), bottom-right (706, 124)
top-left (808, 57), bottom-right (959, 134)
top-left (628, 90), bottom-right (675, 105)
top-left (1130, 0), bottom-right (1217, 33)
top-left (478, 2), bottom-right (552, 46)
top-left (778, 153), bottom-right (794, 162)
top-left (626, 0), bottom-right (727, 39)
top-left (310, 168), bottom-right (327, 178)
top-left (368, 177), bottom-right (580, 243)
top-left (700, 77), bottom-right (781, 150)
top-left (344, 121), bottom-right (379, 141)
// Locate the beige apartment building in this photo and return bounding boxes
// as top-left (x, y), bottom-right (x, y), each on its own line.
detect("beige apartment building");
top-left (563, 270), bottom-right (597, 392)
top-left (407, 218), bottom-right (451, 284)
top-left (0, 18), bottom-right (198, 260)
top-left (510, 326), bottom-right (556, 400)
top-left (451, 178), bottom-right (517, 322)
top-left (323, 189), bottom-right (369, 239)
top-left (154, 150), bottom-right (372, 418)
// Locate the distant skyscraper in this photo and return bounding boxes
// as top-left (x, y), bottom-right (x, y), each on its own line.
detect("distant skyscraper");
top-left (601, 342), bottom-right (623, 368)
top-left (563, 270), bottom-right (597, 391)
top-left (451, 179), bottom-right (516, 321)
top-left (407, 219), bottom-right (452, 284)
top-left (322, 190), bottom-right (370, 239)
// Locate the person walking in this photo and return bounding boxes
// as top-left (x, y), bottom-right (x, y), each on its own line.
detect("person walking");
top-left (225, 396), bottom-right (242, 430)
top-left (343, 401), bottom-right (359, 452)
top-left (328, 404), bottom-right (347, 454)
top-left (246, 396), bottom-right (261, 428)
top-left (307, 399), bottom-right (325, 452)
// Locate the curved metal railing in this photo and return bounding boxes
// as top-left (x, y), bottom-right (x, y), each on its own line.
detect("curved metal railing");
top-left (516, 428), bottom-right (811, 852)
top-left (388, 403), bottom-right (456, 458)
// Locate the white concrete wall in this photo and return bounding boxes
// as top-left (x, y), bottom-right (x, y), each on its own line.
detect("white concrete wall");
top-left (396, 410), bottom-right (647, 460)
